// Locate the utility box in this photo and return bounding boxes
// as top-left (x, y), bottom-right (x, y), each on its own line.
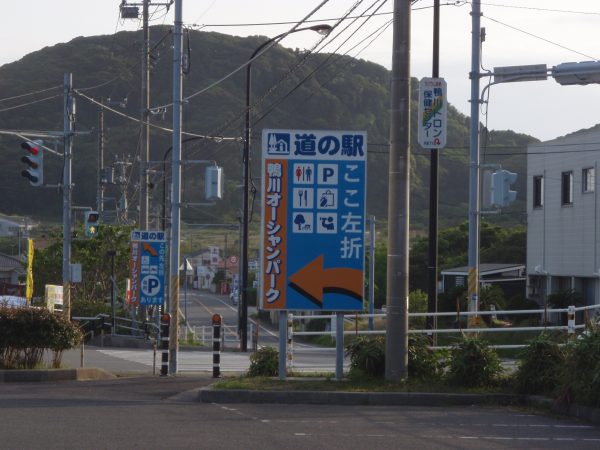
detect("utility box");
top-left (205, 166), bottom-right (223, 200)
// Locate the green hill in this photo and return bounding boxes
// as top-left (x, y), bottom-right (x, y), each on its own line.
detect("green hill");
top-left (0, 26), bottom-right (536, 230)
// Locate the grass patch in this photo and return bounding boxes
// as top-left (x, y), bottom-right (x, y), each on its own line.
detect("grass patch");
top-left (212, 372), bottom-right (514, 394)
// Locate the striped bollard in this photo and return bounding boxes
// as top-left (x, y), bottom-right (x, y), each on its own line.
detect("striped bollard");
top-left (212, 314), bottom-right (222, 378)
top-left (287, 313), bottom-right (293, 372)
top-left (160, 313), bottom-right (170, 376)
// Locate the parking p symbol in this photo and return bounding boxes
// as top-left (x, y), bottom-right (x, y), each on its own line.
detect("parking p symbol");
top-left (318, 164), bottom-right (338, 185)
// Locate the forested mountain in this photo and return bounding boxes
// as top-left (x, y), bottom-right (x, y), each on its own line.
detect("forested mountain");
top-left (0, 26), bottom-right (535, 229)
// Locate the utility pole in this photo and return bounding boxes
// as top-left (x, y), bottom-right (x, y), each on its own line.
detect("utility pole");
top-left (139, 0), bottom-right (150, 230)
top-left (97, 102), bottom-right (105, 216)
top-left (385, 0), bottom-right (411, 382)
top-left (426, 0), bottom-right (440, 341)
top-left (468, 0), bottom-right (482, 315)
top-left (169, 0), bottom-right (183, 374)
top-left (62, 73), bottom-right (74, 319)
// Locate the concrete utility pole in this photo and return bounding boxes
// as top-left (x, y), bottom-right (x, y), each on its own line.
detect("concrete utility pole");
top-left (139, 0), bottom-right (150, 229)
top-left (467, 0), bottom-right (482, 315)
top-left (427, 0), bottom-right (440, 341)
top-left (168, 0), bottom-right (183, 374)
top-left (97, 103), bottom-right (105, 216)
top-left (62, 73), bottom-right (74, 319)
top-left (385, 0), bottom-right (411, 382)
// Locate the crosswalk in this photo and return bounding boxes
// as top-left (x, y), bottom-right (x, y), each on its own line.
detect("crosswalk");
top-left (97, 349), bottom-right (252, 372)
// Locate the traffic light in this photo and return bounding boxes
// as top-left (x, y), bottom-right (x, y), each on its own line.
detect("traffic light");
top-left (491, 169), bottom-right (518, 207)
top-left (20, 140), bottom-right (43, 186)
top-left (84, 211), bottom-right (100, 238)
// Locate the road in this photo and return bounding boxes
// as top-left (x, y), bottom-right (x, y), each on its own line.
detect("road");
top-left (64, 290), bottom-right (345, 374)
top-left (0, 377), bottom-right (599, 449)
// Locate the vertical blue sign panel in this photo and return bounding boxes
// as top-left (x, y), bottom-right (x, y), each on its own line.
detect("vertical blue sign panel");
top-left (261, 129), bottom-right (367, 311)
top-left (130, 230), bottom-right (166, 306)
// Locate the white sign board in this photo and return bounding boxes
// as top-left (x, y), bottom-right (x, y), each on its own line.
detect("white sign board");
top-left (417, 77), bottom-right (447, 149)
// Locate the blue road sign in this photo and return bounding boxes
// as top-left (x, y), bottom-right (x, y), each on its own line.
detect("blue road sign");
top-left (261, 129), bottom-right (367, 311)
top-left (129, 230), bottom-right (166, 306)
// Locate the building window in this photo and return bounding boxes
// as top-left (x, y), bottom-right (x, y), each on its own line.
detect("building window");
top-left (533, 175), bottom-right (544, 208)
top-left (562, 171), bottom-right (573, 205)
top-left (583, 167), bottom-right (595, 193)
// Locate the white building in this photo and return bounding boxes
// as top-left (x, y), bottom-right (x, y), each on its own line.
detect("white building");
top-left (527, 127), bottom-right (600, 306)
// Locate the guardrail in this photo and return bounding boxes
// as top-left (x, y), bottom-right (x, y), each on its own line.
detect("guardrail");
top-left (72, 314), bottom-right (160, 341)
top-left (178, 323), bottom-right (254, 350)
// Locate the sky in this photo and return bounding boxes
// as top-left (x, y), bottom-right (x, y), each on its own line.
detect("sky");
top-left (1, 0), bottom-right (600, 142)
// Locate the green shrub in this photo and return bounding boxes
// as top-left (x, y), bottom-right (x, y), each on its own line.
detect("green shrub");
top-left (515, 334), bottom-right (565, 395)
top-left (447, 335), bottom-right (502, 387)
top-left (247, 346), bottom-right (278, 377)
top-left (0, 306), bottom-right (82, 369)
top-left (345, 335), bottom-right (385, 378)
top-left (408, 335), bottom-right (444, 380)
top-left (559, 327), bottom-right (600, 407)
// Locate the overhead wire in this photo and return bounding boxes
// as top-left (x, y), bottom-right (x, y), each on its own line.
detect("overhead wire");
top-left (0, 94), bottom-right (62, 114)
top-left (483, 14), bottom-right (599, 61)
top-left (253, 0), bottom-right (390, 126)
top-left (151, 0), bottom-right (334, 111)
top-left (74, 90), bottom-right (240, 141)
top-left (0, 85), bottom-right (61, 103)
top-left (189, 1), bottom-right (366, 149)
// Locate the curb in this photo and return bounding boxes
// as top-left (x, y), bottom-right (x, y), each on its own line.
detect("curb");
top-left (198, 387), bottom-right (523, 407)
top-left (0, 367), bottom-right (116, 382)
top-left (199, 387), bottom-right (600, 426)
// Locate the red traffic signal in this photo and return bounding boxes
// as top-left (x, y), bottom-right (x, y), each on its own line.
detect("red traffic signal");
top-left (20, 140), bottom-right (44, 186)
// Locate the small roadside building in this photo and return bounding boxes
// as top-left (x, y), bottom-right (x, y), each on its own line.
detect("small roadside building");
top-left (441, 263), bottom-right (526, 300)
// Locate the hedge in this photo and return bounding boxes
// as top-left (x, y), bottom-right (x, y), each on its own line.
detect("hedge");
top-left (0, 306), bottom-right (82, 369)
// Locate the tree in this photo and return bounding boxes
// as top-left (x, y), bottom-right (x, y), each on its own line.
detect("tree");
top-left (32, 225), bottom-right (133, 316)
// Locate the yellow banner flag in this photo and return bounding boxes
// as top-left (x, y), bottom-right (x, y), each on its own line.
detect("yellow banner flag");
top-left (26, 238), bottom-right (34, 303)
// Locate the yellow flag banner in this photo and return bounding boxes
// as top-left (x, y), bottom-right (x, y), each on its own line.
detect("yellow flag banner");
top-left (26, 238), bottom-right (34, 303)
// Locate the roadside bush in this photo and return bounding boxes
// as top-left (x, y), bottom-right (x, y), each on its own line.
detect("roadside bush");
top-left (345, 335), bottom-right (385, 378)
top-left (446, 335), bottom-right (502, 387)
top-left (0, 306), bottom-right (82, 369)
top-left (559, 327), bottom-right (600, 407)
top-left (515, 334), bottom-right (565, 395)
top-left (408, 335), bottom-right (444, 380)
top-left (247, 346), bottom-right (278, 377)
top-left (408, 290), bottom-right (427, 330)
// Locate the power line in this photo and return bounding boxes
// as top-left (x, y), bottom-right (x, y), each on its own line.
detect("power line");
top-left (480, 1), bottom-right (600, 16)
top-left (0, 94), bottom-right (61, 113)
top-left (253, 1), bottom-right (391, 127)
top-left (483, 14), bottom-right (599, 61)
top-left (75, 90), bottom-right (240, 141)
top-left (151, 0), bottom-right (334, 111)
top-left (0, 85), bottom-right (61, 103)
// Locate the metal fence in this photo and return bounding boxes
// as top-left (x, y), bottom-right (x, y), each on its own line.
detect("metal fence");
top-left (285, 304), bottom-right (600, 370)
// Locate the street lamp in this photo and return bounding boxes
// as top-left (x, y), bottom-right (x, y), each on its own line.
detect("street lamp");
top-left (239, 24), bottom-right (332, 351)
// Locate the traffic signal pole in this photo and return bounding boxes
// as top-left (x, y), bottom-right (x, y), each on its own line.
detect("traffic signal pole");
top-left (63, 73), bottom-right (74, 319)
top-left (467, 0), bottom-right (482, 316)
